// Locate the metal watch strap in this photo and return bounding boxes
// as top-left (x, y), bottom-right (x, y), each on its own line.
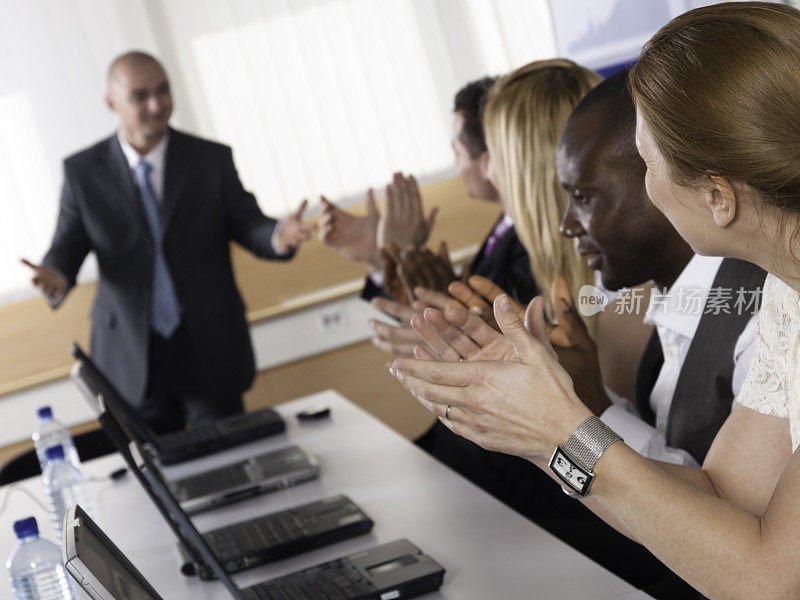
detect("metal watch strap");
top-left (562, 416), bottom-right (622, 472)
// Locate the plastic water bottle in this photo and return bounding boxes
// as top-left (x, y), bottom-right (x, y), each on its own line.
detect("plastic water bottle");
top-left (6, 516), bottom-right (75, 600)
top-left (32, 407), bottom-right (81, 473)
top-left (41, 446), bottom-right (92, 543)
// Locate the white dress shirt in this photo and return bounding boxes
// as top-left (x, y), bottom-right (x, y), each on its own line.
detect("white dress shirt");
top-left (601, 255), bottom-right (759, 467)
top-left (118, 131), bottom-right (168, 202)
top-left (117, 131), bottom-right (288, 254)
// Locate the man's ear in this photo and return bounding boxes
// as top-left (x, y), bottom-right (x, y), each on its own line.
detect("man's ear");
top-left (105, 94), bottom-right (115, 112)
top-left (478, 151), bottom-right (490, 179)
top-left (705, 174), bottom-right (737, 228)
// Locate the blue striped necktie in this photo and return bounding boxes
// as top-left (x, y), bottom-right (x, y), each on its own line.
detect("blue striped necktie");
top-left (134, 161), bottom-right (181, 337)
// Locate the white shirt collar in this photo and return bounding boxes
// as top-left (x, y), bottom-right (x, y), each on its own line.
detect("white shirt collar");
top-left (644, 254), bottom-right (724, 339)
top-left (117, 130), bottom-right (169, 172)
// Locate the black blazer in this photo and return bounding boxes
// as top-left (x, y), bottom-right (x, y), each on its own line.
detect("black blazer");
top-left (466, 216), bottom-right (539, 304)
top-left (43, 129), bottom-right (292, 407)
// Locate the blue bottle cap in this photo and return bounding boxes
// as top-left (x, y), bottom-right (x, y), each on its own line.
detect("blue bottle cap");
top-left (45, 445), bottom-right (65, 461)
top-left (13, 517), bottom-right (39, 539)
top-left (37, 406), bottom-right (53, 420)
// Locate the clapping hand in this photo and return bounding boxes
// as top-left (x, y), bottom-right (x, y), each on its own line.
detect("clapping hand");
top-left (390, 294), bottom-right (592, 460)
top-left (408, 278), bottom-right (526, 363)
top-left (546, 277), bottom-right (611, 415)
top-left (369, 287), bottom-right (465, 357)
top-left (276, 199), bottom-right (315, 252)
top-left (410, 276), bottom-right (611, 415)
top-left (398, 243), bottom-right (456, 294)
top-left (318, 190), bottom-right (380, 268)
top-left (410, 304), bottom-right (518, 363)
top-left (21, 258), bottom-right (68, 306)
top-left (380, 243), bottom-right (456, 305)
top-left (448, 275), bottom-right (524, 330)
top-left (376, 172), bottom-right (438, 251)
top-left (369, 296), bottom-right (425, 357)
top-left (380, 245), bottom-right (414, 305)
top-left (412, 285), bottom-right (465, 315)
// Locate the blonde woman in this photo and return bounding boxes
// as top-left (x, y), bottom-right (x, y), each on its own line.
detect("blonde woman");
top-left (453, 59), bottom-right (651, 399)
top-left (482, 59), bottom-right (599, 329)
top-left (405, 60), bottom-right (604, 490)
top-left (393, 3), bottom-right (800, 598)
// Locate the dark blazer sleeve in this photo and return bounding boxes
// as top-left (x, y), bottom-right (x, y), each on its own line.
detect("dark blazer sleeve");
top-left (360, 275), bottom-right (385, 302)
top-left (470, 227), bottom-right (539, 305)
top-left (222, 146), bottom-right (295, 261)
top-left (42, 160), bottom-right (92, 291)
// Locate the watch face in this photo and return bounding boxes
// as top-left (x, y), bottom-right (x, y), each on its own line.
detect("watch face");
top-left (549, 447), bottom-right (593, 496)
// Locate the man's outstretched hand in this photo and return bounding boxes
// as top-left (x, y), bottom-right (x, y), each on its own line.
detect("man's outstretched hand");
top-left (276, 199), bottom-right (316, 253)
top-left (21, 258), bottom-right (68, 306)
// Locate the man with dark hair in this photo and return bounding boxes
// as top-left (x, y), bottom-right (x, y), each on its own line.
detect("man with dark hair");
top-left (452, 77), bottom-right (492, 151)
top-left (558, 68), bottom-right (764, 466)
top-left (23, 51), bottom-right (313, 433)
top-left (450, 76), bottom-right (496, 197)
top-left (318, 75), bottom-right (538, 311)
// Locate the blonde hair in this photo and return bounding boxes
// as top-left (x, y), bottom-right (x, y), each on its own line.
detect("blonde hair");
top-left (483, 58), bottom-right (601, 326)
top-left (629, 2), bottom-right (800, 209)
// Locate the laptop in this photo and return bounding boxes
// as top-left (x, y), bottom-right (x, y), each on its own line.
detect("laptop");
top-left (72, 378), bottom-right (358, 581)
top-left (71, 354), bottom-right (320, 515)
top-left (63, 504), bottom-right (168, 600)
top-left (83, 391), bottom-right (372, 578)
top-left (64, 502), bottom-right (445, 600)
top-left (70, 342), bottom-right (285, 465)
top-left (185, 494), bottom-right (375, 580)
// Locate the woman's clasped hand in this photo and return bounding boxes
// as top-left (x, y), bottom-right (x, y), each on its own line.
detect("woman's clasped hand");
top-left (390, 294), bottom-right (591, 460)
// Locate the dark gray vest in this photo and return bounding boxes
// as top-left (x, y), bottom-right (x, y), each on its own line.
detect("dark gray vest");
top-left (635, 258), bottom-right (766, 464)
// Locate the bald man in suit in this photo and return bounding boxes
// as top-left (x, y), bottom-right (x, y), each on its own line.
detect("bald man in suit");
top-left (24, 51), bottom-right (313, 433)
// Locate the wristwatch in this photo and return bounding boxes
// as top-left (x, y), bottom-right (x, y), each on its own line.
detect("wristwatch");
top-left (549, 416), bottom-right (622, 498)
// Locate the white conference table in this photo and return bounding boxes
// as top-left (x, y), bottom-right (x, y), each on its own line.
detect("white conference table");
top-left (0, 390), bottom-right (653, 599)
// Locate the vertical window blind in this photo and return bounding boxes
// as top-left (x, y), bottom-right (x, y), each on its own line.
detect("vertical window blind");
top-left (0, 0), bottom-right (556, 304)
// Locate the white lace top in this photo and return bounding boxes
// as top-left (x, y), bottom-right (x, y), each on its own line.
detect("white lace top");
top-left (737, 274), bottom-right (800, 450)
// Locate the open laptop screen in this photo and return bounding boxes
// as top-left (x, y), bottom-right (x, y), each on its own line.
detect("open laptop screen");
top-left (128, 441), bottom-right (244, 599)
top-left (71, 360), bottom-right (197, 564)
top-left (65, 505), bottom-right (162, 600)
top-left (70, 342), bottom-right (157, 448)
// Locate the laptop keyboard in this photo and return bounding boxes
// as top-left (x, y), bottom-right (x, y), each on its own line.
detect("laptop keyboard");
top-left (242, 560), bottom-right (371, 600)
top-left (167, 421), bottom-right (220, 445)
top-left (156, 409), bottom-right (285, 465)
top-left (187, 496), bottom-right (373, 579)
top-left (206, 511), bottom-right (307, 560)
top-left (172, 465), bottom-right (250, 499)
top-left (171, 447), bottom-right (314, 500)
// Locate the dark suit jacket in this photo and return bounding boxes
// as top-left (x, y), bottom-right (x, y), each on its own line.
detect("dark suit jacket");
top-left (43, 128), bottom-right (292, 407)
top-left (465, 216), bottom-right (539, 304)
